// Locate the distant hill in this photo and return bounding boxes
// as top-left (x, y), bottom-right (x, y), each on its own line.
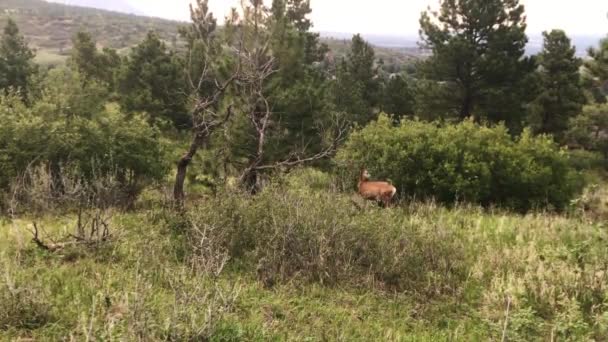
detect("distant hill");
top-left (0, 0), bottom-right (183, 64)
top-left (45, 0), bottom-right (143, 15)
top-left (0, 0), bottom-right (423, 67)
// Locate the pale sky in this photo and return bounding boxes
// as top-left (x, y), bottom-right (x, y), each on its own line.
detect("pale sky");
top-left (125, 0), bottom-right (608, 36)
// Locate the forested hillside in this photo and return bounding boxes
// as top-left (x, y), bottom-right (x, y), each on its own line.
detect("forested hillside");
top-left (0, 0), bottom-right (607, 340)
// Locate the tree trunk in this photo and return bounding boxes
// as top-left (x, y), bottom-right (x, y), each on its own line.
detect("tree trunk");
top-left (173, 135), bottom-right (203, 205)
top-left (459, 91), bottom-right (473, 121)
top-left (242, 168), bottom-right (260, 194)
top-left (242, 124), bottom-right (266, 194)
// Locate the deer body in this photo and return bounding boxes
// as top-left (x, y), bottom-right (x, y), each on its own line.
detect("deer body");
top-left (358, 169), bottom-right (397, 207)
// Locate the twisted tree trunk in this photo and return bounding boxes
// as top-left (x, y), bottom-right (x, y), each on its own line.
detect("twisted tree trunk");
top-left (173, 134), bottom-right (205, 206)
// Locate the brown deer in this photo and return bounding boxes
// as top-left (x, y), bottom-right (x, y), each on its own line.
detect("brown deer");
top-left (358, 168), bottom-right (397, 207)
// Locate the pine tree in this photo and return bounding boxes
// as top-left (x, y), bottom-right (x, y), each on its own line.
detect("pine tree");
top-left (347, 34), bottom-right (378, 109)
top-left (584, 36), bottom-right (608, 103)
top-left (380, 74), bottom-right (414, 117)
top-left (70, 31), bottom-right (120, 87)
top-left (70, 31), bottom-right (97, 77)
top-left (418, 0), bottom-right (535, 131)
top-left (0, 19), bottom-right (36, 101)
top-left (528, 30), bottom-right (585, 140)
top-left (332, 58), bottom-right (368, 122)
top-left (332, 34), bottom-right (378, 125)
top-left (263, 0), bottom-right (333, 160)
top-left (117, 31), bottom-right (188, 129)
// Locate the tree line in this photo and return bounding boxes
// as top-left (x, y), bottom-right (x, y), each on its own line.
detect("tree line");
top-left (0, 0), bottom-right (607, 209)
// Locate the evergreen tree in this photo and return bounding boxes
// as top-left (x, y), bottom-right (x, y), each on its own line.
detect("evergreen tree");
top-left (70, 31), bottom-right (98, 79)
top-left (528, 30), bottom-right (585, 140)
top-left (117, 31), bottom-right (188, 129)
top-left (0, 19), bottom-right (36, 101)
top-left (263, 0), bottom-right (333, 160)
top-left (584, 36), bottom-right (608, 103)
top-left (332, 34), bottom-right (378, 125)
top-left (347, 34), bottom-right (378, 109)
top-left (70, 31), bottom-right (120, 87)
top-left (332, 58), bottom-right (368, 123)
top-left (418, 0), bottom-right (535, 131)
top-left (380, 74), bottom-right (415, 117)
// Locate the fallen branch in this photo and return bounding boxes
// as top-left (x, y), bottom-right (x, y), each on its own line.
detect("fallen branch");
top-left (30, 220), bottom-right (111, 253)
top-left (31, 222), bottom-right (52, 251)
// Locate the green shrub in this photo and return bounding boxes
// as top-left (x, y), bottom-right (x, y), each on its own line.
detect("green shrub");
top-left (336, 114), bottom-right (582, 211)
top-left (0, 69), bottom-right (169, 208)
top-left (567, 149), bottom-right (607, 171)
top-left (183, 182), bottom-right (468, 297)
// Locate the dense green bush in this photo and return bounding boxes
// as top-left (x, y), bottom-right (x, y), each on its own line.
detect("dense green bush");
top-left (336, 114), bottom-right (582, 211)
top-left (0, 68), bottom-right (168, 208)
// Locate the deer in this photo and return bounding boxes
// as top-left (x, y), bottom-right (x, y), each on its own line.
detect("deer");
top-left (358, 168), bottom-right (397, 207)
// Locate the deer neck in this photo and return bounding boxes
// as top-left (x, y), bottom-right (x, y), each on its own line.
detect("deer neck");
top-left (358, 176), bottom-right (367, 189)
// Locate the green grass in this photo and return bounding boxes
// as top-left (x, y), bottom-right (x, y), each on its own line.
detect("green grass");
top-left (1, 177), bottom-right (607, 340)
top-left (34, 50), bottom-right (68, 66)
top-left (0, 213), bottom-right (486, 341)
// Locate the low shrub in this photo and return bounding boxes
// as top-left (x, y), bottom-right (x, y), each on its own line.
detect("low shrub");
top-left (182, 180), bottom-right (468, 297)
top-left (336, 114), bottom-right (582, 211)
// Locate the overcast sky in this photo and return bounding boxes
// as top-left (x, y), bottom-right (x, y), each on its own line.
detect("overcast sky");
top-left (126, 0), bottom-right (607, 36)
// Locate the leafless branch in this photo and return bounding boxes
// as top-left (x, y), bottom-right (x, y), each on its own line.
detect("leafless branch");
top-left (254, 115), bottom-right (349, 171)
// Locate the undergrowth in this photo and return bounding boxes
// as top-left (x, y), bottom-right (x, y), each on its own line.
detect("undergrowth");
top-left (1, 170), bottom-right (607, 340)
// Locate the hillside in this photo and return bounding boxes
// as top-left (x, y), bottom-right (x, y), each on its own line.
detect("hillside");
top-left (45, 0), bottom-right (143, 15)
top-left (0, 0), bottom-right (183, 64)
top-left (0, 0), bottom-right (421, 66)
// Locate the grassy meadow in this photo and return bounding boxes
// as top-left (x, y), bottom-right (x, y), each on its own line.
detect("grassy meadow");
top-left (1, 170), bottom-right (607, 341)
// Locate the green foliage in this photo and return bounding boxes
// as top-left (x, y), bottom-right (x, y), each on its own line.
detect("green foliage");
top-left (418, 0), bottom-right (535, 131)
top-left (331, 58), bottom-right (369, 121)
top-left (379, 74), bottom-right (415, 118)
top-left (117, 31), bottom-right (188, 129)
top-left (0, 68), bottom-right (168, 202)
top-left (0, 18), bottom-right (37, 101)
top-left (69, 31), bottom-right (120, 87)
top-left (332, 34), bottom-right (378, 125)
top-left (263, 0), bottom-right (333, 160)
top-left (584, 35), bottom-right (608, 103)
top-left (347, 34), bottom-right (378, 107)
top-left (567, 149), bottom-right (607, 171)
top-left (336, 114), bottom-right (581, 211)
top-left (567, 104), bottom-right (608, 159)
top-left (528, 30), bottom-right (585, 141)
